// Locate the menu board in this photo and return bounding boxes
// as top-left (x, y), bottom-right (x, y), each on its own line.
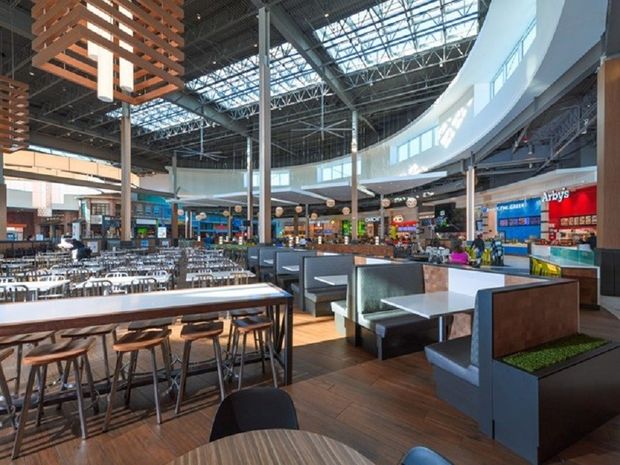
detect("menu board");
top-left (558, 215), bottom-right (596, 229)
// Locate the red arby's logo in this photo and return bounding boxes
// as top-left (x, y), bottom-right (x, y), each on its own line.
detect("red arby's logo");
top-left (542, 188), bottom-right (570, 203)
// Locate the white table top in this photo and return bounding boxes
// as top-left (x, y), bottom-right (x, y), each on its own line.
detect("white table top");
top-left (0, 283), bottom-right (291, 336)
top-left (186, 270), bottom-right (255, 282)
top-left (381, 291), bottom-right (475, 319)
top-left (282, 265), bottom-right (299, 273)
top-left (315, 275), bottom-right (348, 286)
top-left (264, 259), bottom-right (274, 265)
top-left (76, 275), bottom-right (170, 288)
top-left (1, 280), bottom-right (70, 292)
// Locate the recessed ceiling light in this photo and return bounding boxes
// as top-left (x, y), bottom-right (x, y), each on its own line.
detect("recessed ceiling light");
top-left (324, 13), bottom-right (329, 17)
top-left (196, 13), bottom-right (201, 20)
top-left (29, 71), bottom-right (34, 76)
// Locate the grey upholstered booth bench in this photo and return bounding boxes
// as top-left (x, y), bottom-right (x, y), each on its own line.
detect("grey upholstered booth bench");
top-left (334, 262), bottom-right (437, 360)
top-left (292, 254), bottom-right (353, 317)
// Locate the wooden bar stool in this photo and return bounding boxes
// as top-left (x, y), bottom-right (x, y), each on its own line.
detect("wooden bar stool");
top-left (226, 308), bottom-right (264, 353)
top-left (229, 316), bottom-right (278, 390)
top-left (103, 329), bottom-right (171, 429)
top-left (12, 338), bottom-right (97, 459)
top-left (175, 321), bottom-right (226, 415)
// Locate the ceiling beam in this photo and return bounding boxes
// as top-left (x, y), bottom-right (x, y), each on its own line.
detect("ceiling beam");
top-left (250, 0), bottom-right (376, 132)
top-left (0, 3), bottom-right (33, 40)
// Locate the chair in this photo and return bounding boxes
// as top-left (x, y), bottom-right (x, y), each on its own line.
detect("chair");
top-left (209, 387), bottom-right (299, 442)
top-left (106, 272), bottom-right (128, 278)
top-left (191, 273), bottom-right (215, 289)
top-left (103, 329), bottom-right (172, 429)
top-left (12, 338), bottom-right (97, 459)
top-left (229, 315), bottom-right (278, 390)
top-left (130, 277), bottom-right (158, 294)
top-left (400, 447), bottom-right (454, 465)
top-left (175, 321), bottom-right (226, 414)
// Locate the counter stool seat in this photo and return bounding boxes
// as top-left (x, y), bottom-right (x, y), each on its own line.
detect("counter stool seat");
top-left (61, 325), bottom-right (117, 337)
top-left (175, 322), bottom-right (226, 415)
top-left (230, 308), bottom-right (263, 318)
top-left (12, 338), bottom-right (97, 459)
top-left (234, 316), bottom-right (273, 333)
top-left (61, 325), bottom-right (118, 386)
top-left (181, 313), bottom-right (219, 324)
top-left (127, 318), bottom-right (175, 331)
top-left (0, 331), bottom-right (58, 397)
top-left (104, 329), bottom-right (171, 430)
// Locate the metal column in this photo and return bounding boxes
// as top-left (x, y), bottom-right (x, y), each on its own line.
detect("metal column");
top-left (305, 204), bottom-right (310, 238)
top-left (351, 111), bottom-right (359, 242)
top-left (120, 102), bottom-right (132, 242)
top-left (466, 165), bottom-right (476, 241)
top-left (246, 137), bottom-right (253, 240)
top-left (258, 7), bottom-right (272, 244)
top-left (171, 153), bottom-right (178, 240)
top-left (379, 194), bottom-right (385, 239)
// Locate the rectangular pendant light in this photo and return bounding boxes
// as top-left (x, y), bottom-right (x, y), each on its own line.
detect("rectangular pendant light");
top-left (32, 0), bottom-right (185, 105)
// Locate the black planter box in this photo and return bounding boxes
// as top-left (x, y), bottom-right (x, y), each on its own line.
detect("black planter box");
top-left (491, 342), bottom-right (620, 464)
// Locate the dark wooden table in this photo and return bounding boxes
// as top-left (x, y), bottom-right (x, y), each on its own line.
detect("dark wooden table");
top-left (168, 429), bottom-right (376, 465)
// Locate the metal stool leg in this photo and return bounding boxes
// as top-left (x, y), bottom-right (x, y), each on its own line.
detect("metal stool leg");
top-left (237, 333), bottom-right (247, 391)
top-left (0, 361), bottom-right (15, 428)
top-left (100, 334), bottom-right (111, 386)
top-left (103, 353), bottom-right (123, 432)
top-left (82, 355), bottom-right (99, 414)
top-left (267, 328), bottom-right (278, 388)
top-left (35, 365), bottom-right (47, 426)
top-left (14, 344), bottom-right (23, 396)
top-left (150, 347), bottom-right (162, 425)
top-left (257, 330), bottom-right (266, 373)
top-left (227, 328), bottom-right (240, 382)
top-left (72, 358), bottom-right (88, 439)
top-left (125, 351), bottom-right (137, 407)
top-left (213, 337), bottom-right (226, 401)
top-left (12, 367), bottom-right (37, 459)
top-left (175, 340), bottom-right (192, 415)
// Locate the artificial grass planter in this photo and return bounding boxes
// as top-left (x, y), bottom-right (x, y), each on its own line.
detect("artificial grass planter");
top-left (502, 333), bottom-right (607, 373)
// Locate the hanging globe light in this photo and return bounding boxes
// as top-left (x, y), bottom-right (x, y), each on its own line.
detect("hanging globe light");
top-left (234, 205), bottom-right (243, 213)
top-left (310, 212), bottom-right (318, 221)
top-left (275, 206), bottom-right (284, 217)
top-left (342, 207), bottom-right (351, 216)
top-left (222, 210), bottom-right (230, 217)
top-left (295, 205), bottom-right (303, 214)
top-left (199, 212), bottom-right (207, 220)
top-left (177, 208), bottom-right (184, 217)
top-left (381, 198), bottom-right (391, 208)
top-left (326, 198), bottom-right (336, 208)
top-left (406, 197), bottom-right (418, 208)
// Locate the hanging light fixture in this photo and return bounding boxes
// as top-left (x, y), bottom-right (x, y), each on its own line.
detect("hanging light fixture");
top-left (295, 205), bottom-right (303, 214)
top-left (32, 1), bottom-right (185, 104)
top-left (342, 207), bottom-right (351, 216)
top-left (0, 76), bottom-right (29, 152)
top-left (234, 205), bottom-right (243, 214)
top-left (406, 197), bottom-right (418, 208)
top-left (326, 199), bottom-right (336, 208)
top-left (381, 198), bottom-right (391, 208)
top-left (275, 207), bottom-right (284, 217)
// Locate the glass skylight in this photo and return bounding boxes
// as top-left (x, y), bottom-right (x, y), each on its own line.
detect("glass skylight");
top-left (187, 42), bottom-right (321, 110)
top-left (107, 98), bottom-right (202, 132)
top-left (107, 0), bottom-right (479, 135)
top-left (315, 0), bottom-right (479, 73)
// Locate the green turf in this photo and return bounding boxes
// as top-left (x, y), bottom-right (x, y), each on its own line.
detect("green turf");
top-left (502, 334), bottom-right (607, 373)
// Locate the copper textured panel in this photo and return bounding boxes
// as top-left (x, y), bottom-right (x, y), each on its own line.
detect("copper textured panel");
top-left (492, 281), bottom-right (579, 358)
top-left (0, 76), bottom-right (29, 152)
top-left (31, 0), bottom-right (184, 105)
top-left (504, 275), bottom-right (544, 286)
top-left (422, 265), bottom-right (448, 293)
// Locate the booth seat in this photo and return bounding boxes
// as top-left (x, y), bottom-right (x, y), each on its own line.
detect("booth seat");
top-left (294, 255), bottom-right (353, 317)
top-left (275, 250), bottom-right (316, 291)
top-left (346, 262), bottom-right (437, 360)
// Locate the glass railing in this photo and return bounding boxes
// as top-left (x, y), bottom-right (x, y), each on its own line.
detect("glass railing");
top-left (549, 246), bottom-right (595, 265)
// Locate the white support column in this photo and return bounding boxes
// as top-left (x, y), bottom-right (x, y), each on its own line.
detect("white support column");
top-left (120, 102), bottom-right (132, 242)
top-left (258, 7), bottom-right (272, 244)
top-left (305, 204), bottom-right (310, 237)
top-left (227, 207), bottom-right (232, 239)
top-left (351, 110), bottom-right (359, 242)
top-left (246, 137), bottom-right (253, 239)
top-left (466, 165), bottom-right (476, 241)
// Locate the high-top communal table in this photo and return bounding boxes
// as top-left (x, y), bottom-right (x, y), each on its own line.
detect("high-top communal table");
top-left (168, 429), bottom-right (376, 465)
top-left (0, 283), bottom-right (294, 384)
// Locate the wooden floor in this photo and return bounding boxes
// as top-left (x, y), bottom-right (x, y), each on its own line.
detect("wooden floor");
top-left (0, 307), bottom-right (619, 465)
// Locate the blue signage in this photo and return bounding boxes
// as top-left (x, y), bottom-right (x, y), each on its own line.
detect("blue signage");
top-left (497, 198), bottom-right (541, 241)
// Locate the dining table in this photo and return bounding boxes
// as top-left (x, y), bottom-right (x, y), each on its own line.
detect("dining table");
top-left (1, 279), bottom-right (71, 293)
top-left (167, 429), bottom-right (375, 465)
top-left (0, 283), bottom-right (294, 384)
top-left (315, 275), bottom-right (349, 286)
top-left (186, 270), bottom-right (255, 282)
top-left (74, 274), bottom-right (171, 289)
top-left (381, 291), bottom-right (476, 341)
